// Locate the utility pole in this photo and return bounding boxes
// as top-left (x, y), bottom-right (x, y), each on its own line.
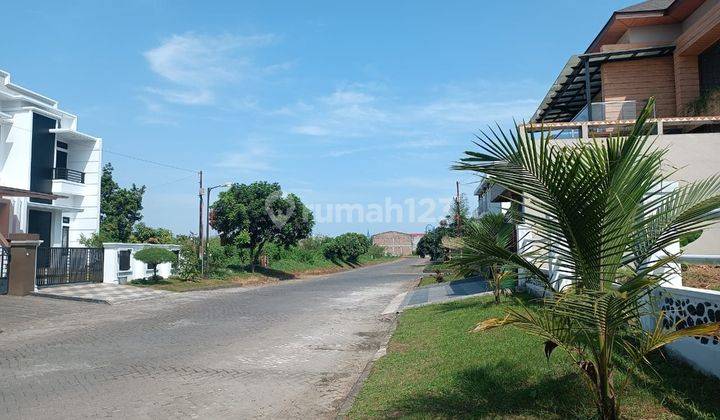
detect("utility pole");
top-left (456, 180), bottom-right (462, 236)
top-left (198, 170), bottom-right (205, 277)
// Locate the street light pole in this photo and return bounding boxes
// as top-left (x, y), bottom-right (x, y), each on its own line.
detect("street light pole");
top-left (204, 182), bottom-right (232, 277)
top-left (198, 171), bottom-right (204, 277)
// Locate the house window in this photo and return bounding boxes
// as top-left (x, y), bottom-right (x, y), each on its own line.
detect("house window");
top-left (118, 250), bottom-right (131, 271)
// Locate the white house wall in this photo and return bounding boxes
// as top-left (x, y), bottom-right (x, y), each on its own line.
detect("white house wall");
top-left (103, 243), bottom-right (180, 284)
top-left (0, 70), bottom-right (102, 247)
top-left (0, 111), bottom-right (33, 190)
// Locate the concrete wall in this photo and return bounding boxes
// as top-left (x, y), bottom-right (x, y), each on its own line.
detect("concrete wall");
top-left (103, 243), bottom-right (180, 285)
top-left (618, 24), bottom-right (682, 45)
top-left (522, 281), bottom-right (720, 380)
top-left (661, 133), bottom-right (720, 254)
top-left (643, 285), bottom-right (720, 379)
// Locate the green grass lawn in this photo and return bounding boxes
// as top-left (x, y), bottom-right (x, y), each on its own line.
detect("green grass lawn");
top-left (269, 255), bottom-right (399, 275)
top-left (349, 295), bottom-right (720, 419)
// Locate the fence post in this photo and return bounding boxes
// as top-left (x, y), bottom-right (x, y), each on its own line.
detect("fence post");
top-left (7, 234), bottom-right (42, 296)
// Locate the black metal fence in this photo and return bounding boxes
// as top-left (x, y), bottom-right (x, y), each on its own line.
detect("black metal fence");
top-left (0, 247), bottom-right (8, 294)
top-left (53, 167), bottom-right (86, 184)
top-left (36, 247), bottom-right (104, 287)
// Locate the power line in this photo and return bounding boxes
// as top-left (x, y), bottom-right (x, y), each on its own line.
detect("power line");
top-left (147, 173), bottom-right (198, 189)
top-left (103, 148), bottom-right (198, 173)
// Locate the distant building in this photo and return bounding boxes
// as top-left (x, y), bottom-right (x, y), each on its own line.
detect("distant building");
top-left (372, 231), bottom-right (425, 256)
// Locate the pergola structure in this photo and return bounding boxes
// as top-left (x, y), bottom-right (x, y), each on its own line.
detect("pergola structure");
top-left (532, 45), bottom-right (676, 123)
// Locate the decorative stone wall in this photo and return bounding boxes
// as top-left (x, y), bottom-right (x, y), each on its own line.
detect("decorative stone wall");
top-left (645, 286), bottom-right (720, 378)
top-left (523, 281), bottom-right (720, 379)
top-left (658, 289), bottom-right (720, 346)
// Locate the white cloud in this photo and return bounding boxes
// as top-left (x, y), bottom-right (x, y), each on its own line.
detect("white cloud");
top-left (144, 87), bottom-right (215, 106)
top-left (292, 125), bottom-right (331, 136)
top-left (141, 32), bottom-right (282, 109)
top-left (215, 141), bottom-right (275, 172)
top-left (321, 90), bottom-right (375, 106)
top-left (144, 33), bottom-right (277, 86)
top-left (281, 82), bottom-right (540, 141)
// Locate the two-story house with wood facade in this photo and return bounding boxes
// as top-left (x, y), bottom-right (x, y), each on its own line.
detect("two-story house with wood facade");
top-left (476, 0), bottom-right (720, 254)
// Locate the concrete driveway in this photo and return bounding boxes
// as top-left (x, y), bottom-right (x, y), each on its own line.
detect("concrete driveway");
top-left (0, 258), bottom-right (422, 419)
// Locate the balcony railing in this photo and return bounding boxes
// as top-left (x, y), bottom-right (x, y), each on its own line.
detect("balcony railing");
top-left (552, 100), bottom-right (657, 139)
top-left (522, 115), bottom-right (720, 140)
top-left (53, 167), bottom-right (85, 184)
top-left (573, 100), bottom-right (655, 123)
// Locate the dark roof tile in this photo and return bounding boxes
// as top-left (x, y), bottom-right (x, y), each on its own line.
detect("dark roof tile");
top-left (617, 0), bottom-right (674, 14)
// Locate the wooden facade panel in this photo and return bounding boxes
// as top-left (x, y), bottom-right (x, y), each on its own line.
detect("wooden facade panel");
top-left (676, 2), bottom-right (720, 56)
top-left (674, 53), bottom-right (701, 114)
top-left (601, 56), bottom-right (677, 118)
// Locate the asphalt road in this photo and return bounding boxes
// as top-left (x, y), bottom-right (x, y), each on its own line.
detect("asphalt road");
top-left (0, 258), bottom-right (422, 419)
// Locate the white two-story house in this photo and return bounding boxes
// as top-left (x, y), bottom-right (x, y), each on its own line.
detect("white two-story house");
top-left (0, 69), bottom-right (101, 247)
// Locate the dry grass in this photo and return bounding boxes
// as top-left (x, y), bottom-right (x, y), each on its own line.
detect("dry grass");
top-left (131, 274), bottom-right (278, 292)
top-left (682, 264), bottom-right (720, 291)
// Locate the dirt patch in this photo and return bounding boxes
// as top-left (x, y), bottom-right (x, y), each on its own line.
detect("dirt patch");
top-left (228, 276), bottom-right (278, 287)
top-left (683, 264), bottom-right (720, 290)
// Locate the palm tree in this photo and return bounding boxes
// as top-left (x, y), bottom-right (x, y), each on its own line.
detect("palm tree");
top-left (448, 212), bottom-right (515, 304)
top-left (453, 99), bottom-right (720, 419)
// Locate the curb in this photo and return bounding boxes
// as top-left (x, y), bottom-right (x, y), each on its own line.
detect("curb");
top-left (335, 313), bottom-right (400, 419)
top-left (335, 277), bottom-right (419, 418)
top-left (32, 292), bottom-right (111, 305)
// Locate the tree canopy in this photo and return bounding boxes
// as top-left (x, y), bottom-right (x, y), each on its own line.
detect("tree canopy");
top-left (324, 232), bottom-right (370, 262)
top-left (99, 163), bottom-right (146, 242)
top-left (131, 222), bottom-right (175, 244)
top-left (210, 181), bottom-right (314, 271)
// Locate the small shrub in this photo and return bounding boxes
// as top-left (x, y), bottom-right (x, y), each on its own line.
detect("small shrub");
top-left (324, 233), bottom-right (370, 262)
top-left (176, 236), bottom-right (201, 280)
top-left (134, 247), bottom-right (177, 280)
top-left (365, 244), bottom-right (387, 259)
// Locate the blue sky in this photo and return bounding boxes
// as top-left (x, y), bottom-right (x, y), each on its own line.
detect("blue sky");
top-left (4, 0), bottom-right (631, 236)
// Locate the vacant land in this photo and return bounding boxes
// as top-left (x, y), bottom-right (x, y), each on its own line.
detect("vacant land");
top-left (683, 264), bottom-right (720, 291)
top-left (350, 295), bottom-right (720, 419)
top-left (133, 256), bottom-right (400, 292)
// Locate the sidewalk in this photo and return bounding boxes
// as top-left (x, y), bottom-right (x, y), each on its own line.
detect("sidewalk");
top-left (34, 283), bottom-right (172, 304)
top-left (400, 276), bottom-right (490, 309)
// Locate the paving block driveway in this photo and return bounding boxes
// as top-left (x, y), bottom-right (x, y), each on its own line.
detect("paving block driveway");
top-left (0, 258), bottom-right (422, 419)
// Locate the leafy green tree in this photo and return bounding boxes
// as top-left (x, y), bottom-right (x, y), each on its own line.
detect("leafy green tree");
top-left (210, 182), bottom-right (314, 272)
top-left (453, 99), bottom-right (720, 419)
top-left (449, 212), bottom-right (515, 304)
top-left (175, 235), bottom-right (201, 280)
top-left (446, 193), bottom-right (470, 229)
top-left (324, 232), bottom-right (370, 262)
top-left (415, 227), bottom-right (449, 260)
top-left (99, 163), bottom-right (146, 242)
top-left (131, 223), bottom-right (174, 244)
top-left (133, 247), bottom-right (177, 280)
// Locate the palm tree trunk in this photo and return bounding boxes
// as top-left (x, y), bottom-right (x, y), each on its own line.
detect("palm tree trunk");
top-left (598, 367), bottom-right (618, 420)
